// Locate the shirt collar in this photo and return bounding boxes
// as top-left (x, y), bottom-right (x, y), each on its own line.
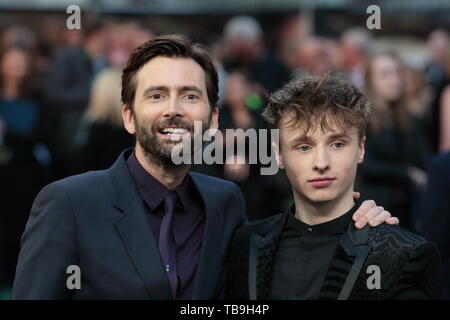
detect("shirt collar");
top-left (126, 150), bottom-right (190, 211)
top-left (286, 201), bottom-right (358, 236)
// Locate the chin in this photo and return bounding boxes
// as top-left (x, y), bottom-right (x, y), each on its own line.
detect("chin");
top-left (305, 190), bottom-right (338, 203)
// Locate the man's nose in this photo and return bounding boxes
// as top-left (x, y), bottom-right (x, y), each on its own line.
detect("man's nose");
top-left (313, 148), bottom-right (330, 172)
top-left (164, 96), bottom-right (184, 117)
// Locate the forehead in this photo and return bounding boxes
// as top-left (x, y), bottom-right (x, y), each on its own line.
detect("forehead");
top-left (279, 116), bottom-right (358, 142)
top-left (135, 56), bottom-right (207, 91)
top-left (3, 49), bottom-right (27, 62)
top-left (373, 55), bottom-right (399, 71)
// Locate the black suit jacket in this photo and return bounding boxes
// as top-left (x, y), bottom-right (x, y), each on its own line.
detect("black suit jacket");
top-left (12, 149), bottom-right (247, 299)
top-left (420, 151), bottom-right (450, 298)
top-left (226, 212), bottom-right (443, 300)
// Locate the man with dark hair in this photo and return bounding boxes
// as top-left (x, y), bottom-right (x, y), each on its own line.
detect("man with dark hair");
top-left (13, 35), bottom-right (397, 300)
top-left (44, 18), bottom-right (110, 163)
top-left (226, 74), bottom-right (443, 300)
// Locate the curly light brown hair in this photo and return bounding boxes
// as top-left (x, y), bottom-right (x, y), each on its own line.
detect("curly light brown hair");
top-left (262, 73), bottom-right (371, 139)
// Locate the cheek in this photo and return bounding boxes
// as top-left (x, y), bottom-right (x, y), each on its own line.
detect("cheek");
top-left (137, 108), bottom-right (159, 124)
top-left (283, 155), bottom-right (308, 188)
top-left (188, 108), bottom-right (213, 128)
top-left (192, 105), bottom-right (212, 120)
top-left (337, 157), bottom-right (358, 185)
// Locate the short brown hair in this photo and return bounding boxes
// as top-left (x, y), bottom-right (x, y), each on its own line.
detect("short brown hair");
top-left (262, 73), bottom-right (371, 138)
top-left (121, 34), bottom-right (219, 109)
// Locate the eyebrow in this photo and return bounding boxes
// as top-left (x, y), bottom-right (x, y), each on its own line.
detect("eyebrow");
top-left (290, 132), bottom-right (353, 145)
top-left (327, 132), bottom-right (353, 141)
top-left (142, 85), bottom-right (204, 97)
top-left (291, 135), bottom-right (312, 145)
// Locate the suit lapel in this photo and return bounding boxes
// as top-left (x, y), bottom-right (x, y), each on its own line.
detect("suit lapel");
top-left (109, 149), bottom-right (172, 300)
top-left (114, 196), bottom-right (172, 300)
top-left (318, 224), bottom-right (371, 300)
top-left (190, 174), bottom-right (223, 299)
top-left (248, 213), bottom-right (287, 300)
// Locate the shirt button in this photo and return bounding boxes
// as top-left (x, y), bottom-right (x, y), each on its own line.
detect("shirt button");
top-left (307, 227), bottom-right (313, 232)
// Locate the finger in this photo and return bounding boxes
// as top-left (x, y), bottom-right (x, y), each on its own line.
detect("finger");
top-left (353, 192), bottom-right (361, 200)
top-left (386, 217), bottom-right (400, 225)
top-left (354, 205), bottom-right (383, 229)
top-left (368, 210), bottom-right (391, 227)
top-left (353, 199), bottom-right (376, 221)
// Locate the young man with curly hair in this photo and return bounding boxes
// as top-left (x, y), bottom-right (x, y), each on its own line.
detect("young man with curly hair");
top-left (226, 74), bottom-right (443, 300)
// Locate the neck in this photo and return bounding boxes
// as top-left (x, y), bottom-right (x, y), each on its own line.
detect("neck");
top-left (294, 188), bottom-right (355, 225)
top-left (134, 145), bottom-right (190, 190)
top-left (3, 80), bottom-right (21, 99)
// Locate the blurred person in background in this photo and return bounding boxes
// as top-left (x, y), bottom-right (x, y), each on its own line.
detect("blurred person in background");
top-left (73, 68), bottom-right (134, 173)
top-left (0, 25), bottom-right (48, 101)
top-left (322, 38), bottom-right (343, 75)
top-left (290, 36), bottom-right (343, 78)
top-left (0, 113), bottom-right (6, 299)
top-left (105, 21), bottom-right (154, 70)
top-left (440, 89), bottom-right (450, 152)
top-left (425, 30), bottom-right (450, 153)
top-left (221, 15), bottom-right (291, 93)
top-left (403, 64), bottom-right (434, 146)
top-left (293, 37), bottom-right (324, 77)
top-left (277, 13), bottom-right (313, 79)
top-left (221, 72), bottom-right (257, 183)
top-left (358, 52), bottom-right (430, 231)
top-left (436, 44), bottom-right (450, 153)
top-left (0, 45), bottom-right (49, 296)
top-left (424, 29), bottom-right (449, 90)
top-left (419, 151), bottom-right (450, 299)
top-left (0, 26), bottom-right (38, 59)
top-left (44, 18), bottom-right (110, 171)
top-left (218, 71), bottom-right (283, 221)
top-left (340, 28), bottom-right (371, 89)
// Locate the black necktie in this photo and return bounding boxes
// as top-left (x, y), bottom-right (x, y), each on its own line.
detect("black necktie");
top-left (159, 191), bottom-right (178, 298)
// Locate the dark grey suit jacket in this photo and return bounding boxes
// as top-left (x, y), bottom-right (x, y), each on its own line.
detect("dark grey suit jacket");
top-left (12, 149), bottom-right (247, 299)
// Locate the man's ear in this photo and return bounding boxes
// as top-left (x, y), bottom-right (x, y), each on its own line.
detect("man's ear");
top-left (358, 135), bottom-right (366, 164)
top-left (122, 104), bottom-right (136, 135)
top-left (272, 141), bottom-right (284, 169)
top-left (210, 106), bottom-right (219, 131)
top-left (204, 107), bottom-right (220, 139)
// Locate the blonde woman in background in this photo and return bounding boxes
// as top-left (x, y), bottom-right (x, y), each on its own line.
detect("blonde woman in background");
top-left (74, 68), bottom-right (133, 172)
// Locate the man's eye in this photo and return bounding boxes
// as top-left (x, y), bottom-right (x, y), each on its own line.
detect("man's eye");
top-left (186, 94), bottom-right (199, 100)
top-left (150, 93), bottom-right (162, 100)
top-left (297, 145), bottom-right (311, 152)
top-left (331, 142), bottom-right (345, 149)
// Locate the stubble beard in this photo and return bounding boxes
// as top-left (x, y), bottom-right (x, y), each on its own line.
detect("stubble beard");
top-left (133, 113), bottom-right (210, 170)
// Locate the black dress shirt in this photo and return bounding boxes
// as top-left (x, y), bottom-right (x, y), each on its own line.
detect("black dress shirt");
top-left (270, 202), bottom-right (357, 299)
top-left (127, 151), bottom-right (205, 299)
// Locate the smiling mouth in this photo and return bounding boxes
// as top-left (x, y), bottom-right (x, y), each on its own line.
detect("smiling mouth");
top-left (158, 127), bottom-right (190, 141)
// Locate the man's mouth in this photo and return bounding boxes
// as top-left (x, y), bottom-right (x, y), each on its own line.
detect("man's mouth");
top-left (308, 176), bottom-right (336, 188)
top-left (158, 127), bottom-right (190, 141)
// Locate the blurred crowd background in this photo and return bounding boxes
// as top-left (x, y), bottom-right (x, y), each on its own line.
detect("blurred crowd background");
top-left (1, 0), bottom-right (450, 299)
